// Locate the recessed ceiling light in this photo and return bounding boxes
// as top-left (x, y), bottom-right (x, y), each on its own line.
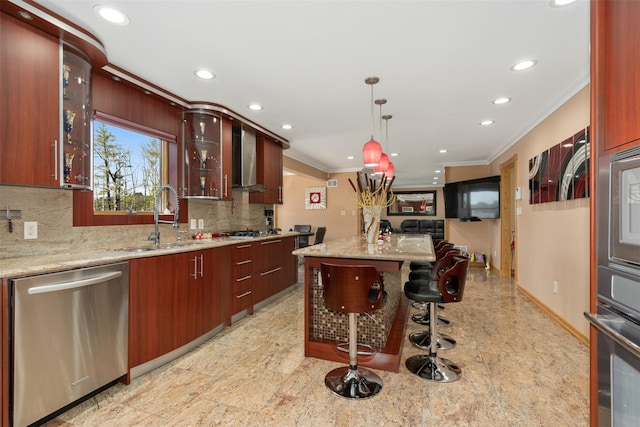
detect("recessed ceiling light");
top-left (347, 156), bottom-right (354, 160)
top-left (94, 5), bottom-right (129, 25)
top-left (194, 69), bottom-right (215, 80)
top-left (550, 0), bottom-right (578, 7)
top-left (480, 120), bottom-right (495, 126)
top-left (439, 149), bottom-right (448, 154)
top-left (433, 177), bottom-right (439, 180)
top-left (248, 104), bottom-right (263, 111)
top-left (390, 153), bottom-right (398, 157)
top-left (435, 170), bottom-right (441, 173)
top-left (433, 182), bottom-right (438, 185)
top-left (17, 10), bottom-right (33, 20)
top-left (493, 97), bottom-right (511, 105)
top-left (281, 124), bottom-right (292, 130)
top-left (511, 60), bottom-right (537, 71)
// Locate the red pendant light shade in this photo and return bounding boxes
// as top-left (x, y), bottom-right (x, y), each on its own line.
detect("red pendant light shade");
top-left (386, 162), bottom-right (395, 178)
top-left (363, 139), bottom-right (382, 167)
top-left (373, 153), bottom-right (390, 174)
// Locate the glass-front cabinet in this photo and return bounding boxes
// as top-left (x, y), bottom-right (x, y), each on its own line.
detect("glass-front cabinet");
top-left (183, 110), bottom-right (223, 198)
top-left (61, 44), bottom-right (92, 189)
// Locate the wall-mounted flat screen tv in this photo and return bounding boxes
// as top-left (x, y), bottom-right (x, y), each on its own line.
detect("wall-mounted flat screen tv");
top-left (444, 175), bottom-right (501, 220)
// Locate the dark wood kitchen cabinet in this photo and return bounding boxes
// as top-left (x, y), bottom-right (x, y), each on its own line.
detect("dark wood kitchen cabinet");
top-left (128, 247), bottom-right (229, 371)
top-left (0, 14), bottom-right (59, 187)
top-left (195, 246), bottom-right (230, 336)
top-left (594, 0), bottom-right (640, 153)
top-left (282, 236), bottom-right (299, 288)
top-left (249, 134), bottom-right (283, 204)
top-left (229, 242), bottom-right (254, 324)
top-left (253, 238), bottom-right (284, 303)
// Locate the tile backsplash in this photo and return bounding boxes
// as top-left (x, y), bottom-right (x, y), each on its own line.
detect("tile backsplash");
top-left (0, 185), bottom-right (272, 259)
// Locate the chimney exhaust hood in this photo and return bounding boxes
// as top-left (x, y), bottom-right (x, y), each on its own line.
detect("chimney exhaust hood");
top-left (232, 125), bottom-right (264, 191)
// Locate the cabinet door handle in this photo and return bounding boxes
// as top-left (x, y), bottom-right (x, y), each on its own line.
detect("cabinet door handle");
top-left (278, 185), bottom-right (282, 203)
top-left (224, 174), bottom-right (228, 198)
top-left (261, 267), bottom-right (282, 276)
top-left (236, 260), bottom-right (252, 265)
top-left (199, 254), bottom-right (204, 277)
top-left (235, 244), bottom-right (252, 249)
top-left (236, 275), bottom-right (251, 282)
top-left (52, 140), bottom-right (58, 180)
top-left (260, 239), bottom-right (281, 245)
top-left (192, 256), bottom-right (198, 278)
top-left (236, 291), bottom-right (251, 299)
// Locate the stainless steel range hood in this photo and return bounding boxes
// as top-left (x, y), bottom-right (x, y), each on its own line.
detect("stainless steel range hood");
top-left (232, 125), bottom-right (264, 191)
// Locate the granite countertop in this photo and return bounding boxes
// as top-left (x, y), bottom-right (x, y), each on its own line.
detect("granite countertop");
top-left (0, 232), bottom-right (300, 279)
top-left (292, 234), bottom-right (435, 262)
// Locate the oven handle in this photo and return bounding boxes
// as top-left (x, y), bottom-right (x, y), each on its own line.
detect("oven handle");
top-left (584, 311), bottom-right (640, 359)
top-left (27, 271), bottom-right (123, 295)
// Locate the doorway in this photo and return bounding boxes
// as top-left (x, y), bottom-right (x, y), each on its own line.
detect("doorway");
top-left (500, 156), bottom-right (517, 278)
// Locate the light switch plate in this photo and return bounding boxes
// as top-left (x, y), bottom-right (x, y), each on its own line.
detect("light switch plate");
top-left (24, 221), bottom-right (38, 239)
top-left (198, 219), bottom-right (204, 229)
top-left (190, 219), bottom-right (197, 230)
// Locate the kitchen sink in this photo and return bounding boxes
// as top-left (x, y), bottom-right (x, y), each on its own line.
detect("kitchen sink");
top-left (117, 247), bottom-right (159, 252)
top-left (117, 241), bottom-right (205, 252)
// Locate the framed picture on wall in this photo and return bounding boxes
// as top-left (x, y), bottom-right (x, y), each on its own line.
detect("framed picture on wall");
top-left (305, 186), bottom-right (326, 209)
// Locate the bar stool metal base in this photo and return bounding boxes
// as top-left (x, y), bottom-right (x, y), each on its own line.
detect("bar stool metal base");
top-left (324, 366), bottom-right (383, 399)
top-left (405, 354), bottom-right (462, 383)
top-left (409, 330), bottom-right (456, 350)
top-left (411, 312), bottom-right (451, 327)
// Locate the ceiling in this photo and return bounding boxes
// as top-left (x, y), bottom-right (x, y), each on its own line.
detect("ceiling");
top-left (31, 0), bottom-right (590, 188)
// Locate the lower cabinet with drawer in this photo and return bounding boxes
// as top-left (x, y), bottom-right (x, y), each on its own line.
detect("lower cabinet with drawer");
top-left (253, 238), bottom-right (283, 303)
top-left (229, 242), bottom-right (254, 324)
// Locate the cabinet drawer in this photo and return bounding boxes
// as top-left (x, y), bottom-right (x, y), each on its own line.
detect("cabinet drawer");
top-left (232, 259), bottom-right (252, 276)
top-left (231, 289), bottom-right (252, 314)
top-left (233, 276), bottom-right (252, 295)
top-left (232, 243), bottom-right (253, 260)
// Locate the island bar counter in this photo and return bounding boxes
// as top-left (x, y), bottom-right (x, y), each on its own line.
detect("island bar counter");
top-left (293, 234), bottom-right (435, 372)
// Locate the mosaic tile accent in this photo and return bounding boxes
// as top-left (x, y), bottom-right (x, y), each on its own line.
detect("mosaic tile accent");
top-left (310, 267), bottom-right (400, 349)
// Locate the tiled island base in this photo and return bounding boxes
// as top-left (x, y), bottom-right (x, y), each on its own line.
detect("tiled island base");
top-left (303, 256), bottom-right (408, 372)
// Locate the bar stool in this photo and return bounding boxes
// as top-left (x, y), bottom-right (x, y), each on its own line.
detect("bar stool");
top-left (408, 241), bottom-right (451, 271)
top-left (409, 249), bottom-right (461, 327)
top-left (320, 263), bottom-right (385, 399)
top-left (405, 256), bottom-right (470, 382)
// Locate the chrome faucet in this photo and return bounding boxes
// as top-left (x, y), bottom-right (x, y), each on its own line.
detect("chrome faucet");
top-left (149, 184), bottom-right (179, 246)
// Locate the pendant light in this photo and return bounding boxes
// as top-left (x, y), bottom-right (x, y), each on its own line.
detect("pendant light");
top-left (373, 98), bottom-right (389, 175)
top-left (362, 77), bottom-right (382, 167)
top-left (382, 114), bottom-right (395, 178)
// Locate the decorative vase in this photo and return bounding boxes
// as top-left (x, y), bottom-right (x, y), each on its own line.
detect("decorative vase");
top-left (363, 206), bottom-right (381, 244)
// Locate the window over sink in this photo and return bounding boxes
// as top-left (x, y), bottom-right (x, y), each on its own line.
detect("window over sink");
top-left (73, 111), bottom-right (180, 226)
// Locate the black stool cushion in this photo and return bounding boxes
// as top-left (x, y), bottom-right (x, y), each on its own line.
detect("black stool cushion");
top-left (404, 279), bottom-right (443, 304)
top-left (408, 270), bottom-right (433, 281)
top-left (409, 261), bottom-right (432, 271)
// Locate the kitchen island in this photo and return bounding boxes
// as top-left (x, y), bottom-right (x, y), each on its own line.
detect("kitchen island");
top-left (292, 234), bottom-right (435, 372)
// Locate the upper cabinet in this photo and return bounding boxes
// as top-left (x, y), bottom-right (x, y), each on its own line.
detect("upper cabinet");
top-left (61, 46), bottom-right (92, 189)
top-left (1, 14), bottom-right (60, 187)
top-left (250, 134), bottom-right (283, 204)
top-left (182, 110), bottom-right (228, 199)
top-left (0, 14), bottom-right (92, 189)
top-left (594, 0), bottom-right (640, 153)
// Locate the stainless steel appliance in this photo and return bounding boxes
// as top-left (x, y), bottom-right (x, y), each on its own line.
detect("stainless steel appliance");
top-left (11, 262), bottom-right (129, 427)
top-left (586, 146), bottom-right (640, 426)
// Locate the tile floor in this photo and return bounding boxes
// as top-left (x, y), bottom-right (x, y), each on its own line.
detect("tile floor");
top-left (44, 266), bottom-right (590, 426)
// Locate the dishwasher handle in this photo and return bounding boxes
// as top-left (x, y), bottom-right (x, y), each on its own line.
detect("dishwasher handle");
top-left (27, 271), bottom-right (123, 295)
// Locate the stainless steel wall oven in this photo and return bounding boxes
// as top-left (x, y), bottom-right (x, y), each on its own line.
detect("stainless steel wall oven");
top-left (587, 146), bottom-right (640, 426)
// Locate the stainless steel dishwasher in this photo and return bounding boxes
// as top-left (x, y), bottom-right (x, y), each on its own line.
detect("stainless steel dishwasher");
top-left (11, 262), bottom-right (129, 427)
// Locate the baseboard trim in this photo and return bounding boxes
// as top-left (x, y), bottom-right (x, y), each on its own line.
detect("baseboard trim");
top-left (516, 284), bottom-right (589, 347)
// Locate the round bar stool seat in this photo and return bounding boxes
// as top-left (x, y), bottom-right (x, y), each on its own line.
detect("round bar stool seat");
top-left (320, 263), bottom-right (385, 399)
top-left (404, 256), bottom-right (470, 383)
top-left (405, 278), bottom-right (456, 350)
